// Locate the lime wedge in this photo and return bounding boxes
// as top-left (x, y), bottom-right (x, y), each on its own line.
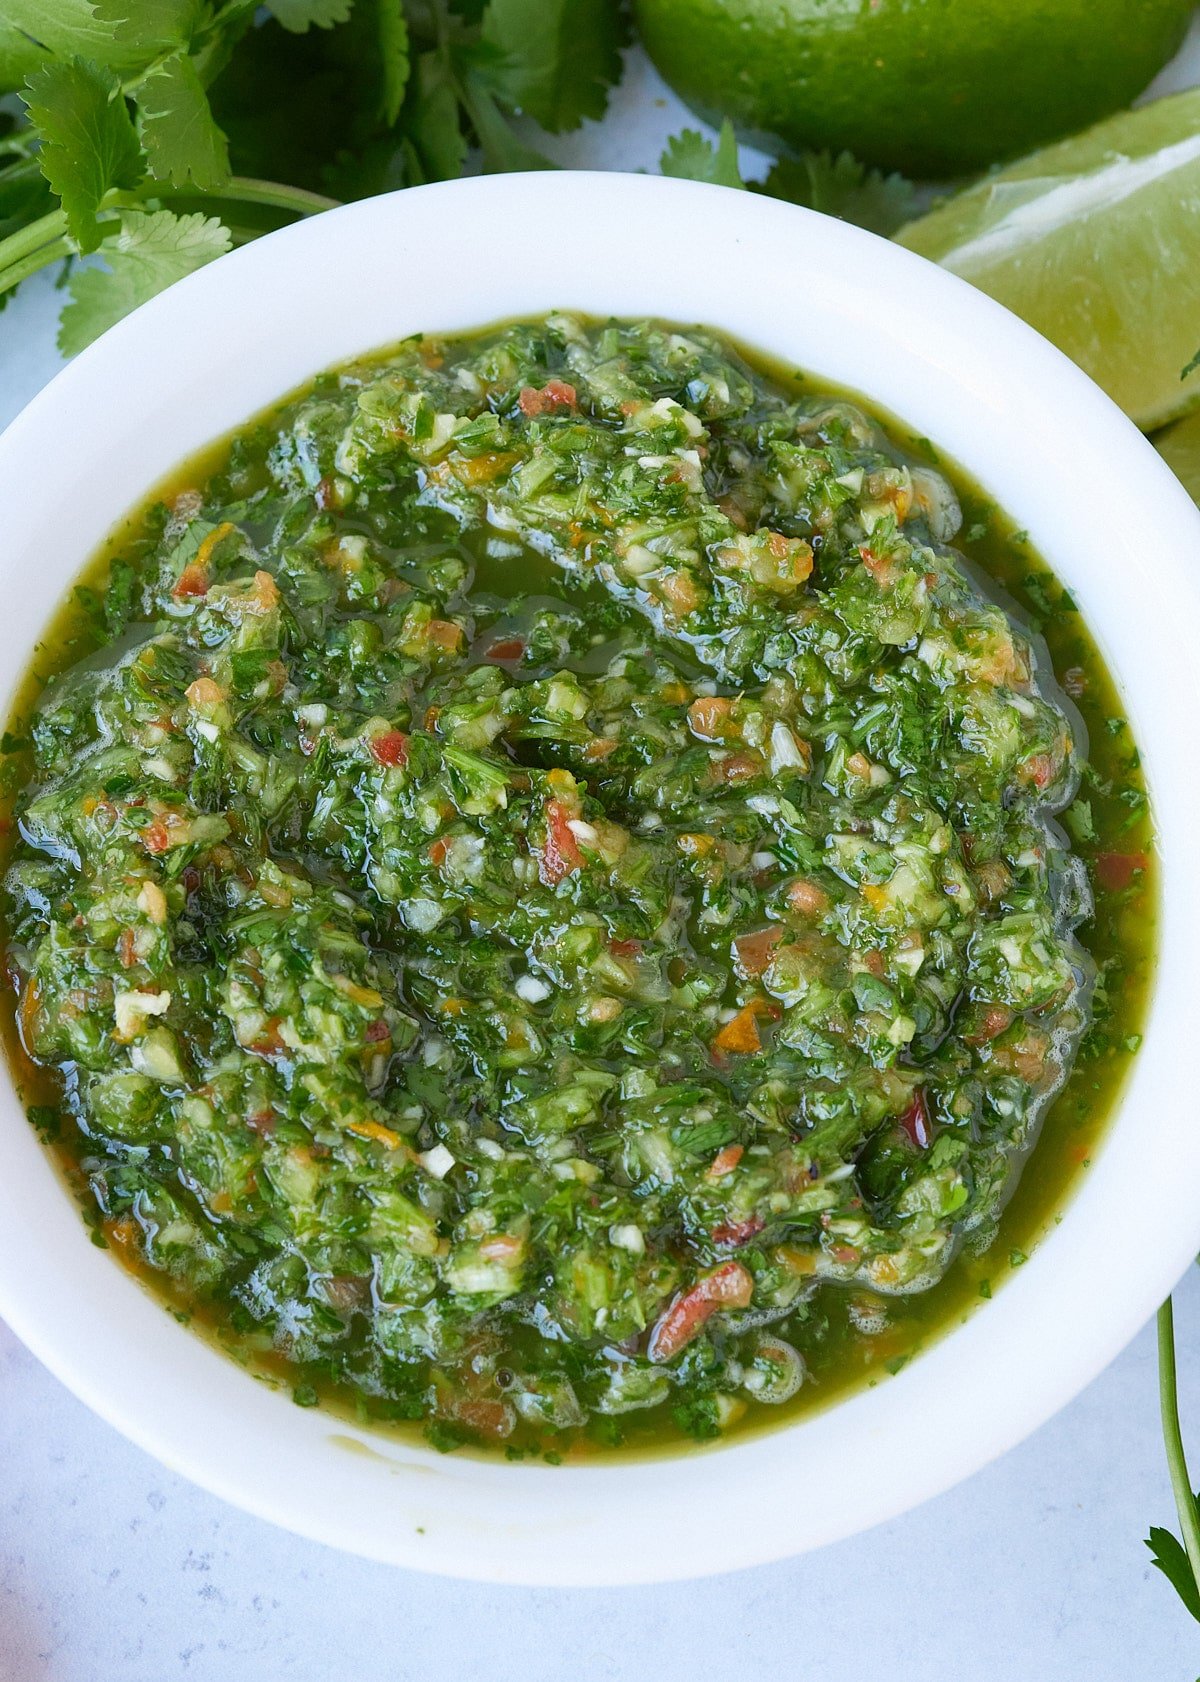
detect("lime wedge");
top-left (896, 91), bottom-right (1200, 431)
top-left (1156, 409), bottom-right (1200, 505)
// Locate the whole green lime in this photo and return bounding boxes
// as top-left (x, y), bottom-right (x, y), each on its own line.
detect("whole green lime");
top-left (634, 0), bottom-right (1196, 177)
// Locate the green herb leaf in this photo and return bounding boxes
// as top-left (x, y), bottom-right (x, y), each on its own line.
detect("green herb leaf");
top-left (1147, 1520), bottom-right (1200, 1622)
top-left (377, 0), bottom-right (409, 127)
top-left (480, 0), bottom-right (626, 133)
top-left (760, 150), bottom-right (918, 238)
top-left (58, 207), bottom-right (230, 352)
top-left (466, 75), bottom-right (552, 174)
top-left (660, 120), bottom-right (744, 190)
top-left (405, 50), bottom-right (467, 182)
top-left (0, 23), bottom-right (50, 94)
top-left (1182, 347), bottom-right (1200, 382)
top-left (100, 0), bottom-right (204, 55)
top-left (265, 0), bottom-right (354, 31)
top-left (23, 57), bottom-right (144, 252)
top-left (2, 0), bottom-right (196, 73)
top-left (1063, 798), bottom-right (1096, 844)
top-left (137, 51), bottom-right (229, 189)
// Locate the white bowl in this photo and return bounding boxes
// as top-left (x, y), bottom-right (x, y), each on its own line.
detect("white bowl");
top-left (0, 172), bottom-right (1198, 1587)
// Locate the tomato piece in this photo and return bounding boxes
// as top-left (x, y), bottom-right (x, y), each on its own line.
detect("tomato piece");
top-left (898, 1089), bottom-right (931, 1149)
top-left (707, 1143), bottom-right (744, 1179)
top-left (716, 752), bottom-right (763, 785)
top-left (648, 1261), bottom-right (754, 1363)
top-left (734, 926), bottom-right (783, 977)
top-left (172, 562), bottom-right (208, 599)
top-left (1094, 850), bottom-right (1148, 891)
top-left (369, 730), bottom-right (409, 768)
top-left (1021, 752), bottom-right (1057, 790)
top-left (713, 999), bottom-right (773, 1056)
top-left (686, 696), bottom-right (736, 741)
top-left (965, 1003), bottom-right (1014, 1045)
top-left (787, 878), bottom-right (829, 917)
top-left (141, 820), bottom-right (170, 855)
top-left (539, 798), bottom-right (584, 886)
top-left (518, 380), bottom-right (577, 417)
top-left (711, 1214), bottom-right (765, 1248)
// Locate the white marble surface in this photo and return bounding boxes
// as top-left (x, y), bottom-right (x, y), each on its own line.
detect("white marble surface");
top-left (4, 33), bottom-right (1200, 1681)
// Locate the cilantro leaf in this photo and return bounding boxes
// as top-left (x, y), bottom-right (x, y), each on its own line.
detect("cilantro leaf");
top-left (0, 23), bottom-right (50, 94)
top-left (138, 51), bottom-right (230, 189)
top-left (266, 0), bottom-right (354, 32)
top-left (759, 151), bottom-right (918, 238)
top-left (23, 58), bottom-right (145, 252)
top-left (404, 50), bottom-right (467, 182)
top-left (377, 0), bottom-right (409, 128)
top-left (1147, 1517), bottom-right (1200, 1622)
top-left (99, 0), bottom-right (204, 55)
top-left (58, 207), bottom-right (230, 352)
top-left (660, 121), bottom-right (745, 191)
top-left (480, 0), bottom-right (626, 133)
top-left (465, 76), bottom-right (552, 173)
top-left (1063, 799), bottom-right (1096, 845)
top-left (2, 0), bottom-right (192, 74)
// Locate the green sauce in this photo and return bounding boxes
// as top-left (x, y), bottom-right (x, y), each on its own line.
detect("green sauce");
top-left (0, 316), bottom-right (1154, 1461)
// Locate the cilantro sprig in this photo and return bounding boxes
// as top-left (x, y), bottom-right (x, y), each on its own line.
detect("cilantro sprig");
top-left (657, 120), bottom-right (919, 237)
top-left (1147, 1297), bottom-right (1200, 1626)
top-left (0, 0), bottom-right (630, 348)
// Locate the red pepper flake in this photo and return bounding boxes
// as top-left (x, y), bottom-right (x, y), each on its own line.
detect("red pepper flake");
top-left (364, 1018), bottom-right (391, 1043)
top-left (247, 1109), bottom-right (277, 1136)
top-left (485, 637), bottom-right (525, 663)
top-left (648, 1261), bottom-right (754, 1362)
top-left (369, 730), bottom-right (409, 768)
top-left (428, 837), bottom-right (451, 868)
top-left (608, 937), bottom-right (641, 958)
top-left (898, 1089), bottom-right (931, 1149)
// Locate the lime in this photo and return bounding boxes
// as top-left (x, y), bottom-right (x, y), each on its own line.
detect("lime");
top-left (896, 91), bottom-right (1200, 430)
top-left (634, 0), bottom-right (1194, 178)
top-left (1156, 409), bottom-right (1200, 504)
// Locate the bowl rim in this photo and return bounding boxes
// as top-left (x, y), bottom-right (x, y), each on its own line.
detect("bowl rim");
top-left (0, 169), bottom-right (1198, 1586)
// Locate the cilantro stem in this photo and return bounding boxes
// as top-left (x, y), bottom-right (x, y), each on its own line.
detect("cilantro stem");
top-left (0, 209), bottom-right (69, 274)
top-left (0, 236), bottom-right (72, 297)
top-left (0, 176), bottom-right (338, 308)
top-left (208, 178), bottom-right (339, 217)
top-left (1158, 1298), bottom-right (1200, 1596)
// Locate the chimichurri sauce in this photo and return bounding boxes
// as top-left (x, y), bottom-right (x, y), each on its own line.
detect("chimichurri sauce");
top-left (0, 317), bottom-right (1154, 1460)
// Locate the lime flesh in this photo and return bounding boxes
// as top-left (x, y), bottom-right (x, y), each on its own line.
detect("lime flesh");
top-left (634, 0), bottom-right (1195, 178)
top-left (897, 91), bottom-right (1200, 431)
